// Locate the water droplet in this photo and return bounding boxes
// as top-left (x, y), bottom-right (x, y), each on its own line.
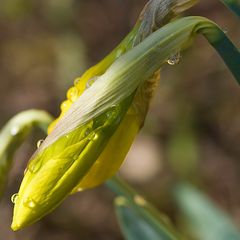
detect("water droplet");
top-left (37, 139), bottom-right (44, 149)
top-left (73, 154), bottom-right (78, 160)
top-left (93, 134), bottom-right (98, 141)
top-left (11, 193), bottom-right (19, 204)
top-left (167, 52), bottom-right (181, 65)
top-left (84, 128), bottom-right (91, 137)
top-left (60, 100), bottom-right (71, 111)
top-left (115, 196), bottom-right (127, 206)
top-left (23, 198), bottom-right (36, 209)
top-left (67, 87), bottom-right (79, 102)
top-left (28, 158), bottom-right (43, 173)
top-left (134, 195), bottom-right (146, 206)
top-left (10, 126), bottom-right (20, 136)
top-left (86, 76), bottom-right (98, 89)
top-left (74, 77), bottom-right (81, 86)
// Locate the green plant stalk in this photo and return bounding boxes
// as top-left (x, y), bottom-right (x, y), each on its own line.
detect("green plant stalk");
top-left (220, 0), bottom-right (240, 17)
top-left (107, 176), bottom-right (182, 240)
top-left (0, 110), bottom-right (53, 198)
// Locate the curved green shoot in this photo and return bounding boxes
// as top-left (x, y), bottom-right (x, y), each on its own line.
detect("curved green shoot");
top-left (0, 110), bottom-right (53, 198)
top-left (174, 183), bottom-right (240, 240)
top-left (220, 0), bottom-right (240, 17)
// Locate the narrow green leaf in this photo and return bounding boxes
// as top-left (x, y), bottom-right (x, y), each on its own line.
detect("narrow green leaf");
top-left (0, 110), bottom-right (53, 198)
top-left (174, 183), bottom-right (240, 240)
top-left (107, 176), bottom-right (183, 240)
top-left (220, 0), bottom-right (240, 17)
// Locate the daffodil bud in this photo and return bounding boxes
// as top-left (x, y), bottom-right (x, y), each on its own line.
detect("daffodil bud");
top-left (12, 0), bottom-right (205, 230)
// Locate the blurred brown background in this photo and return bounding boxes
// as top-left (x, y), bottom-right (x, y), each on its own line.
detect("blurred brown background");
top-left (0, 0), bottom-right (240, 239)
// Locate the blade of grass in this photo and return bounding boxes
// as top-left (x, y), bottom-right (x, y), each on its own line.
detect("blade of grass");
top-left (0, 110), bottom-right (53, 198)
top-left (173, 183), bottom-right (240, 240)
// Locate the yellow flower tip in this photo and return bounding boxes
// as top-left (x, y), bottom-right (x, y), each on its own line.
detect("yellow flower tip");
top-left (11, 204), bottom-right (35, 231)
top-left (11, 189), bottom-right (44, 231)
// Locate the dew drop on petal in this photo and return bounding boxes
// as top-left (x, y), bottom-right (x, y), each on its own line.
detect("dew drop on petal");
top-left (86, 76), bottom-right (98, 89)
top-left (10, 126), bottom-right (20, 136)
top-left (37, 139), bottom-right (44, 149)
top-left (60, 100), bottom-right (72, 111)
top-left (11, 193), bottom-right (19, 204)
top-left (74, 77), bottom-right (81, 86)
top-left (167, 52), bottom-right (181, 65)
top-left (23, 198), bottom-right (37, 209)
top-left (67, 87), bottom-right (79, 102)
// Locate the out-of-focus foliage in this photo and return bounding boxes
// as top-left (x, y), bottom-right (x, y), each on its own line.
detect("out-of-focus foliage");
top-left (174, 184), bottom-right (240, 240)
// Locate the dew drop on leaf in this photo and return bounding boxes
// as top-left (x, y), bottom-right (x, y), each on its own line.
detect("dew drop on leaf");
top-left (134, 195), bottom-right (147, 206)
top-left (167, 52), bottom-right (181, 65)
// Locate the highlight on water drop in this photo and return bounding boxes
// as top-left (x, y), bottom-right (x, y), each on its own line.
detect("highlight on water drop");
top-left (23, 197), bottom-right (37, 209)
top-left (10, 126), bottom-right (20, 136)
top-left (67, 87), bottom-right (79, 102)
top-left (11, 193), bottom-right (19, 204)
top-left (167, 52), bottom-right (181, 65)
top-left (37, 139), bottom-right (44, 149)
top-left (60, 100), bottom-right (72, 111)
top-left (86, 76), bottom-right (98, 89)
